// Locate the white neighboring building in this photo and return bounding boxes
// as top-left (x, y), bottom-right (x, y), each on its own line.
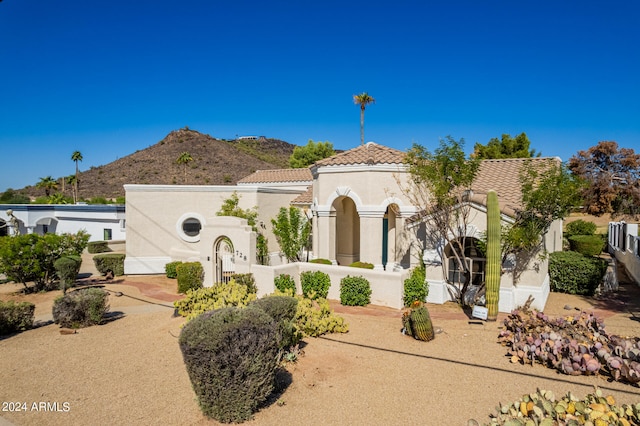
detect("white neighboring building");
top-left (0, 204), bottom-right (126, 242)
top-left (609, 221), bottom-right (640, 284)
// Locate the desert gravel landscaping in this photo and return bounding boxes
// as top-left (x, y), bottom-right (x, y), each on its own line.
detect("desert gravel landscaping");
top-left (2, 269), bottom-right (640, 425)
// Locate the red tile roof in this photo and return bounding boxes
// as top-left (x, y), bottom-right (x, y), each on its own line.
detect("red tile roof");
top-left (238, 168), bottom-right (312, 184)
top-left (314, 142), bottom-right (405, 166)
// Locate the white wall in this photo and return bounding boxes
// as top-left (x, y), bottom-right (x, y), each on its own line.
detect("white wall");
top-left (609, 222), bottom-right (640, 285)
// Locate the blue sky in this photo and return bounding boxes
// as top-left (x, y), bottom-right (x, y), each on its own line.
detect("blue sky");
top-left (1, 1), bottom-right (638, 192)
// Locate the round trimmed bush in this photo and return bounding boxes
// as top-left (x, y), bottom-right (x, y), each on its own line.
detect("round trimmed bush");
top-left (568, 234), bottom-right (605, 256)
top-left (250, 295), bottom-right (300, 349)
top-left (300, 270), bottom-right (331, 300)
top-left (179, 307), bottom-right (280, 423)
top-left (52, 288), bottom-right (109, 328)
top-left (348, 261), bottom-right (374, 269)
top-left (274, 274), bottom-right (296, 293)
top-left (549, 251), bottom-right (607, 295)
top-left (340, 275), bottom-right (372, 306)
top-left (309, 258), bottom-right (332, 265)
top-left (564, 219), bottom-right (597, 237)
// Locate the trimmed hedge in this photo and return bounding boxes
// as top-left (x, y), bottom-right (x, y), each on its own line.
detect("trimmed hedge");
top-left (54, 255), bottom-right (82, 294)
top-left (348, 261), bottom-right (374, 269)
top-left (165, 261), bottom-right (182, 279)
top-left (274, 274), bottom-right (296, 293)
top-left (87, 241), bottom-right (111, 254)
top-left (179, 306), bottom-right (280, 423)
top-left (568, 234), bottom-right (605, 256)
top-left (93, 253), bottom-right (125, 276)
top-left (564, 219), bottom-right (597, 238)
top-left (250, 295), bottom-right (300, 349)
top-left (340, 275), bottom-right (371, 306)
top-left (549, 251), bottom-right (607, 296)
top-left (0, 300), bottom-right (35, 335)
top-left (176, 262), bottom-right (204, 294)
top-left (309, 258), bottom-right (332, 265)
top-left (52, 288), bottom-right (109, 328)
top-left (300, 270), bottom-right (331, 300)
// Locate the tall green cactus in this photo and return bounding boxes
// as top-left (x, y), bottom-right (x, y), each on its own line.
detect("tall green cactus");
top-left (486, 190), bottom-right (501, 321)
top-left (410, 305), bottom-right (434, 341)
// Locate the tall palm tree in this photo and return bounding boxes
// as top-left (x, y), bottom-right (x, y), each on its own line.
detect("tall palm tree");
top-left (353, 92), bottom-right (375, 145)
top-left (71, 151), bottom-right (83, 202)
top-left (176, 152), bottom-right (193, 184)
top-left (66, 175), bottom-right (78, 203)
top-left (36, 176), bottom-right (58, 196)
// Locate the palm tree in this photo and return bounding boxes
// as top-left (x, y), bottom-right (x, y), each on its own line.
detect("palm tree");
top-left (176, 152), bottom-right (193, 184)
top-left (36, 176), bottom-right (58, 196)
top-left (353, 92), bottom-right (375, 145)
top-left (66, 175), bottom-right (78, 203)
top-left (71, 151), bottom-right (83, 202)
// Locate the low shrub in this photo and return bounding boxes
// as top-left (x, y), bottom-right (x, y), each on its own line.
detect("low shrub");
top-left (52, 288), bottom-right (109, 328)
top-left (179, 306), bottom-right (280, 423)
top-left (309, 258), bottom-right (332, 265)
top-left (549, 251), bottom-right (607, 295)
top-left (250, 295), bottom-right (300, 349)
top-left (176, 262), bottom-right (204, 294)
top-left (403, 265), bottom-right (428, 307)
top-left (0, 300), bottom-right (35, 335)
top-left (564, 219), bottom-right (597, 238)
top-left (165, 261), bottom-right (183, 279)
top-left (174, 280), bottom-right (257, 321)
top-left (348, 261), bottom-right (374, 269)
top-left (87, 241), bottom-right (111, 254)
top-left (54, 255), bottom-right (82, 294)
top-left (300, 270), bottom-right (331, 300)
top-left (274, 274), bottom-right (296, 293)
top-left (93, 253), bottom-right (125, 276)
top-left (294, 296), bottom-right (349, 337)
top-left (340, 275), bottom-right (371, 306)
top-left (230, 273), bottom-right (257, 294)
top-left (568, 234), bottom-right (605, 256)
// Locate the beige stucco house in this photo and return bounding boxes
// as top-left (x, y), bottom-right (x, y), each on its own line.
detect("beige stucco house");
top-left (124, 142), bottom-right (562, 311)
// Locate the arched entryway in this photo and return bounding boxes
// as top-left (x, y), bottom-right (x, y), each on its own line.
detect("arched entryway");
top-left (214, 236), bottom-right (235, 283)
top-left (333, 196), bottom-right (360, 266)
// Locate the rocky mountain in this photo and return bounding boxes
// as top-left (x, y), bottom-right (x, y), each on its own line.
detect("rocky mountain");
top-left (22, 128), bottom-right (297, 200)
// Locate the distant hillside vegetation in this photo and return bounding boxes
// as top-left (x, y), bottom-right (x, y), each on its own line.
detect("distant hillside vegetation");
top-left (19, 128), bottom-right (297, 200)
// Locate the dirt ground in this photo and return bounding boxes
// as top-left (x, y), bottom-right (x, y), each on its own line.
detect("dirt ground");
top-left (2, 267), bottom-right (640, 425)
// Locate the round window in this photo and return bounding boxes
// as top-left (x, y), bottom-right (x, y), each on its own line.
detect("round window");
top-left (182, 217), bottom-right (202, 237)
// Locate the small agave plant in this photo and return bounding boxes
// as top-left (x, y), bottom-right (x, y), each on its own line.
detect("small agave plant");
top-left (402, 301), bottom-right (435, 342)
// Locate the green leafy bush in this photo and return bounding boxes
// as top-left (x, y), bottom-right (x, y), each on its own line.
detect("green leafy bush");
top-left (294, 296), bottom-right (349, 337)
top-left (54, 255), bottom-right (82, 294)
top-left (164, 261), bottom-right (182, 279)
top-left (179, 306), bottom-right (280, 423)
top-left (0, 231), bottom-right (89, 291)
top-left (250, 295), bottom-right (300, 349)
top-left (274, 274), bottom-right (296, 293)
top-left (403, 265), bottom-right (428, 307)
top-left (176, 262), bottom-right (204, 294)
top-left (174, 280), bottom-right (257, 321)
top-left (93, 253), bottom-right (125, 276)
top-left (0, 300), bottom-right (35, 335)
top-left (549, 251), bottom-right (607, 295)
top-left (87, 241), bottom-right (111, 254)
top-left (300, 270), bottom-right (331, 300)
top-left (340, 275), bottom-right (371, 306)
top-left (348, 261), bottom-right (374, 269)
top-left (230, 273), bottom-right (257, 294)
top-left (52, 288), bottom-right (109, 328)
top-left (564, 219), bottom-right (597, 237)
top-left (309, 258), bottom-right (332, 265)
top-left (568, 234), bottom-right (605, 256)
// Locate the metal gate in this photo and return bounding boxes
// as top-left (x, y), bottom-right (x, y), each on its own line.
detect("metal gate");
top-left (214, 237), bottom-right (235, 283)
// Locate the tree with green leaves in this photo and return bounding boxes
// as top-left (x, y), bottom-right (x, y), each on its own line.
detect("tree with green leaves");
top-left (568, 141), bottom-right (640, 218)
top-left (36, 176), bottom-right (58, 197)
top-left (289, 139), bottom-right (335, 168)
top-left (472, 133), bottom-right (540, 159)
top-left (0, 189), bottom-right (29, 204)
top-left (271, 206), bottom-right (311, 262)
top-left (401, 136), bottom-right (481, 302)
top-left (176, 151), bottom-right (193, 184)
top-left (71, 151), bottom-right (82, 202)
top-left (353, 92), bottom-right (375, 145)
top-left (216, 192), bottom-right (269, 265)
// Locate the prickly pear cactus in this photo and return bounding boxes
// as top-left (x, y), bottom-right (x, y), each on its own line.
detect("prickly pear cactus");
top-left (485, 190), bottom-right (501, 321)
